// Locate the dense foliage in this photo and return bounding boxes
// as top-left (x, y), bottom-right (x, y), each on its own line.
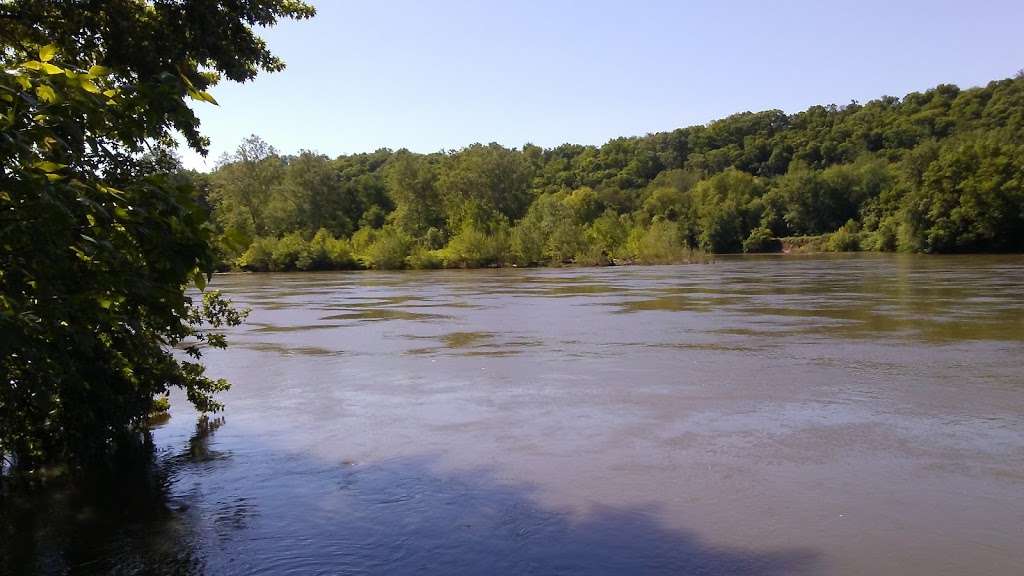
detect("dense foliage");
top-left (0, 1), bottom-right (313, 467)
top-left (204, 74), bottom-right (1024, 270)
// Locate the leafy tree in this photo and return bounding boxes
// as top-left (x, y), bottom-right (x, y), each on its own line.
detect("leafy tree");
top-left (0, 1), bottom-right (314, 467)
top-left (335, 149), bottom-right (394, 230)
top-left (563, 186), bottom-right (604, 224)
top-left (209, 135), bottom-right (285, 244)
top-left (769, 158), bottom-right (889, 236)
top-left (511, 208), bottom-right (547, 266)
top-left (585, 209), bottom-right (630, 259)
top-left (281, 151), bottom-right (353, 238)
top-left (511, 194), bottom-right (582, 265)
top-left (386, 151), bottom-right (443, 237)
top-left (692, 169), bottom-right (766, 252)
top-left (437, 143), bottom-right (534, 229)
top-left (901, 133), bottom-right (1024, 252)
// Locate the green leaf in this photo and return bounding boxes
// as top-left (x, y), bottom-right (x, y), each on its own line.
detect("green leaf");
top-left (35, 84), bottom-right (57, 103)
top-left (40, 62), bottom-right (63, 75)
top-left (88, 65), bottom-right (111, 76)
top-left (33, 160), bottom-right (66, 173)
top-left (192, 269), bottom-right (207, 291)
top-left (69, 246), bottom-right (92, 263)
top-left (186, 88), bottom-right (218, 105)
top-left (39, 44), bottom-right (57, 62)
top-left (99, 185), bottom-right (126, 200)
top-left (80, 77), bottom-right (101, 93)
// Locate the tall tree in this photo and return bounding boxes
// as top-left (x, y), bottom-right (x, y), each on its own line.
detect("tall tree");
top-left (385, 151), bottom-right (443, 237)
top-left (0, 0), bottom-right (314, 467)
top-left (437, 143), bottom-right (534, 229)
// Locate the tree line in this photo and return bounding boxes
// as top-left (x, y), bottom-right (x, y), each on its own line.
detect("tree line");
top-left (195, 74), bottom-right (1024, 271)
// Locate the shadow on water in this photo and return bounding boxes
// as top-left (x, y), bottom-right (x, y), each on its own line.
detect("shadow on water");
top-left (1, 418), bottom-right (823, 575)
top-left (0, 418), bottom-right (224, 576)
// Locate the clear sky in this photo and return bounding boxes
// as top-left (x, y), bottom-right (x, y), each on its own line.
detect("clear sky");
top-left (180, 0), bottom-right (1024, 170)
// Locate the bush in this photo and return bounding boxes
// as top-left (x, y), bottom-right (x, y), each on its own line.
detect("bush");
top-left (326, 236), bottom-right (357, 269)
top-left (575, 244), bottom-right (612, 266)
top-left (237, 237), bottom-right (276, 271)
top-left (307, 228), bottom-right (357, 269)
top-left (406, 245), bottom-right (444, 269)
top-left (827, 228), bottom-right (860, 252)
top-left (862, 216), bottom-right (898, 252)
top-left (627, 219), bottom-right (701, 264)
top-left (442, 221), bottom-right (511, 267)
top-left (238, 230), bottom-right (359, 271)
top-left (827, 220), bottom-right (861, 252)
top-left (306, 229), bottom-right (332, 269)
top-left (423, 227), bottom-right (447, 250)
top-left (743, 226), bottom-right (780, 253)
top-left (271, 232), bottom-right (311, 270)
top-left (511, 216), bottom-right (546, 266)
top-left (361, 227), bottom-right (412, 269)
top-left (150, 395), bottom-right (171, 414)
top-left (698, 201), bottom-right (746, 253)
top-left (510, 194), bottom-right (576, 266)
top-left (350, 227), bottom-right (377, 255)
top-left (586, 209), bottom-right (628, 260)
top-left (546, 219), bottom-right (585, 264)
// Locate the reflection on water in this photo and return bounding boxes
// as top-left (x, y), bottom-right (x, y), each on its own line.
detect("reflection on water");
top-left (4, 255), bottom-right (1024, 575)
top-left (239, 342), bottom-right (346, 357)
top-left (403, 331), bottom-right (545, 357)
top-left (323, 309), bottom-right (452, 322)
top-left (439, 331), bottom-right (493, 348)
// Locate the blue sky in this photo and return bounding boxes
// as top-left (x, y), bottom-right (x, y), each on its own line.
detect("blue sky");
top-left (181, 0), bottom-right (1024, 170)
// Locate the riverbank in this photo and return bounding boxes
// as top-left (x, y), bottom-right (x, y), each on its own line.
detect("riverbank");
top-left (221, 232), bottom-right (1023, 273)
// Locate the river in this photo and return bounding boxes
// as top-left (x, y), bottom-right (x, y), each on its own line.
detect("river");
top-left (4, 254), bottom-right (1023, 575)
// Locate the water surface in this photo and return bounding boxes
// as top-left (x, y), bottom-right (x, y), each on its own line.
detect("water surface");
top-left (6, 254), bottom-right (1024, 575)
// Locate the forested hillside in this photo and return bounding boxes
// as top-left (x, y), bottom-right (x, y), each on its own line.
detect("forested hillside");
top-left (197, 74), bottom-right (1024, 270)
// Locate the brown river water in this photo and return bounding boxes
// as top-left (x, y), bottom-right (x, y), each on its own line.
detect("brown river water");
top-left (3, 254), bottom-right (1024, 575)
